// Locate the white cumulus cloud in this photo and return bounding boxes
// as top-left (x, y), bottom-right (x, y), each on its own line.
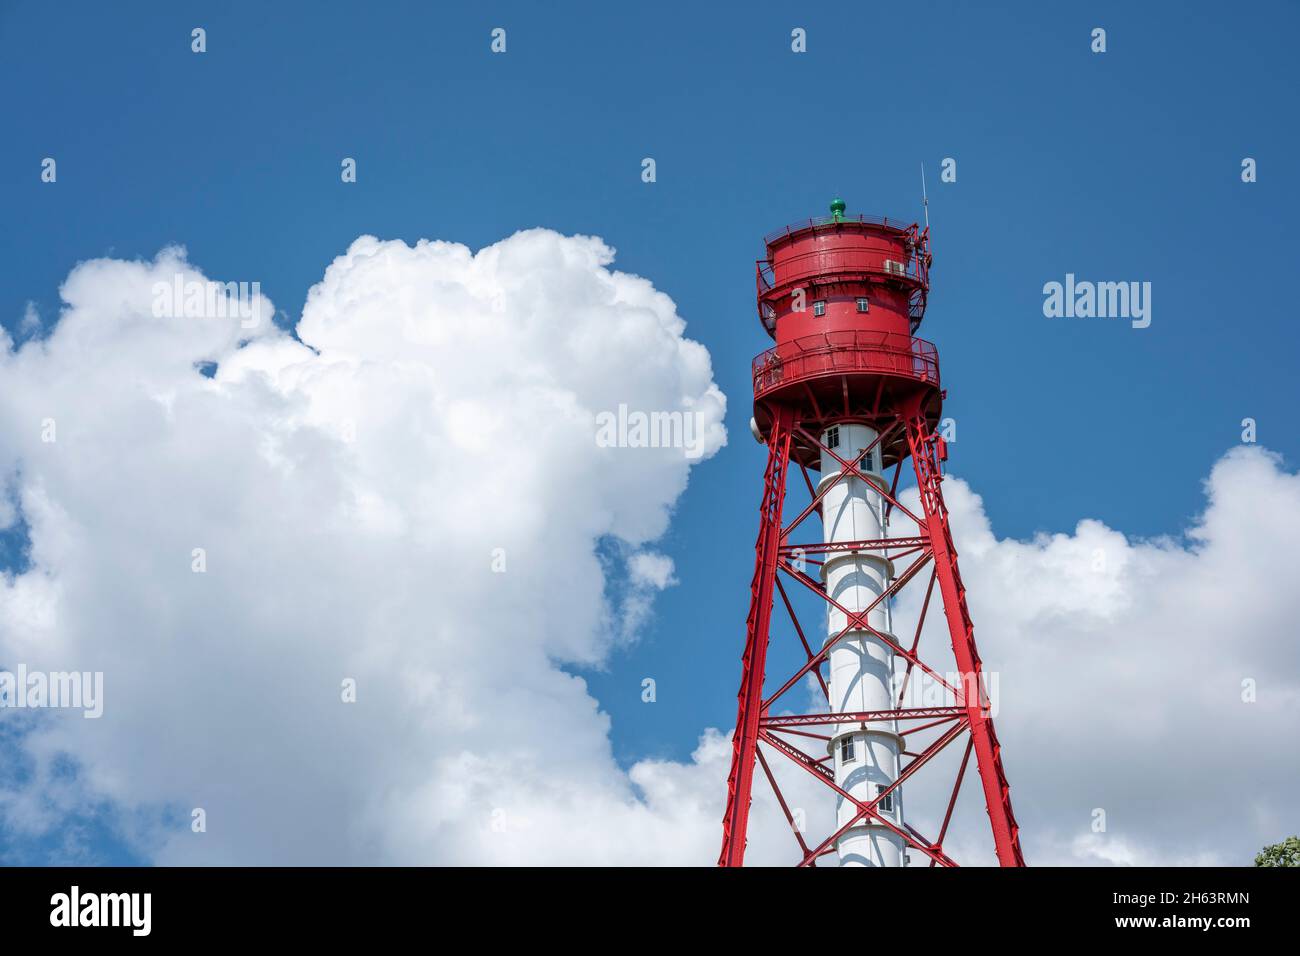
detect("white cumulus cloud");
top-left (0, 231), bottom-right (738, 864)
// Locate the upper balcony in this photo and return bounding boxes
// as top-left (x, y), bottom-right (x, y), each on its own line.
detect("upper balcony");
top-left (762, 211), bottom-right (921, 248)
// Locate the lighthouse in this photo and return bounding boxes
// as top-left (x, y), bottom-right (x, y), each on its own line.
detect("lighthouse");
top-left (718, 199), bottom-right (1024, 867)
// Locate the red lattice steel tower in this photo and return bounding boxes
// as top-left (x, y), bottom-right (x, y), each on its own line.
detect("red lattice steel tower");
top-left (718, 199), bottom-right (1024, 867)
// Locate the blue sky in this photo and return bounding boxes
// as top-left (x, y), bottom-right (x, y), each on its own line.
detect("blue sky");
top-left (2, 1), bottom-right (1298, 864)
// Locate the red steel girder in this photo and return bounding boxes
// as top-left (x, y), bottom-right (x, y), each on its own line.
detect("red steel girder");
top-left (718, 405), bottom-right (796, 867)
top-left (767, 552), bottom-right (964, 707)
top-left (761, 706), bottom-right (966, 729)
top-left (902, 398), bottom-right (1025, 866)
top-left (770, 719), bottom-right (967, 868)
top-left (779, 536), bottom-right (930, 558)
top-left (762, 726), bottom-right (835, 782)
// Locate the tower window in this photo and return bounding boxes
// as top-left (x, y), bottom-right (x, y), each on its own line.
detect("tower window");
top-left (856, 297), bottom-right (870, 313)
top-left (840, 737), bottom-right (855, 764)
top-left (877, 785), bottom-right (894, 813)
top-left (858, 448), bottom-right (873, 471)
top-left (812, 300), bottom-right (826, 317)
top-left (824, 425), bottom-right (840, 449)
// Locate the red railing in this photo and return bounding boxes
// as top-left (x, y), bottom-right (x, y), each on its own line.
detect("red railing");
top-left (752, 331), bottom-right (939, 399)
top-left (756, 252), bottom-right (928, 293)
top-left (763, 214), bottom-right (915, 247)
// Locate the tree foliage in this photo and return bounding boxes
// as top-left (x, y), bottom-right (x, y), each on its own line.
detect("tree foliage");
top-left (1255, 836), bottom-right (1300, 867)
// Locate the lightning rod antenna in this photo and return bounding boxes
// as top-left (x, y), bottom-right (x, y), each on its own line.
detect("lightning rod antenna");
top-left (920, 163), bottom-right (930, 229)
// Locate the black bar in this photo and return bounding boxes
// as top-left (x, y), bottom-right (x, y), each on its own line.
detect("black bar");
top-left (0, 865), bottom-right (1290, 942)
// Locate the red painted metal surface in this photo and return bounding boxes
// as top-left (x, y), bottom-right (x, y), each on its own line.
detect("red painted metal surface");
top-left (718, 205), bottom-right (1024, 868)
top-left (753, 331), bottom-right (939, 401)
top-left (756, 216), bottom-right (930, 338)
top-left (719, 405), bottom-right (794, 867)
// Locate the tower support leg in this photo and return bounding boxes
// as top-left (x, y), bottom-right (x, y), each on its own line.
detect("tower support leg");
top-left (902, 404), bottom-right (1025, 867)
top-left (718, 405), bottom-right (794, 867)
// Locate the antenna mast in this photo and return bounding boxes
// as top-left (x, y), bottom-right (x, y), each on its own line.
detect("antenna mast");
top-left (920, 163), bottom-right (930, 229)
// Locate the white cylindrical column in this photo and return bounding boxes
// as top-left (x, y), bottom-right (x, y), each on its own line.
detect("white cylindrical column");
top-left (819, 423), bottom-right (905, 867)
